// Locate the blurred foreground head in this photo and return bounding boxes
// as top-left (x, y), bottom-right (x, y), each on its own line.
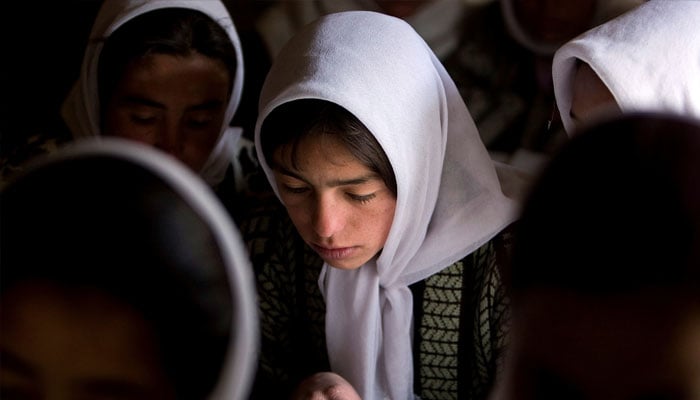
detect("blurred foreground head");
top-left (0, 139), bottom-right (258, 399)
top-left (492, 113), bottom-right (700, 399)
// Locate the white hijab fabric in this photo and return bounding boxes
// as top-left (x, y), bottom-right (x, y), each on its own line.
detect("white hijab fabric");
top-left (255, 11), bottom-right (520, 399)
top-left (28, 138), bottom-right (259, 400)
top-left (60, 0), bottom-right (245, 186)
top-left (552, 0), bottom-right (700, 134)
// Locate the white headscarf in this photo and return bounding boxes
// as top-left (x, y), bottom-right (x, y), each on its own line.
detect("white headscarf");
top-left (255, 11), bottom-right (521, 399)
top-left (552, 0), bottom-right (700, 134)
top-left (14, 138), bottom-right (259, 399)
top-left (60, 0), bottom-right (245, 186)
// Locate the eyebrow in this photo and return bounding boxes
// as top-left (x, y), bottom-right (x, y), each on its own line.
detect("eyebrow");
top-left (275, 165), bottom-right (379, 187)
top-left (120, 96), bottom-right (224, 112)
top-left (187, 100), bottom-right (225, 112)
top-left (0, 349), bottom-right (37, 378)
top-left (120, 96), bottom-right (165, 110)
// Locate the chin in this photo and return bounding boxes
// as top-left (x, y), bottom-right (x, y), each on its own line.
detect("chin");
top-left (325, 259), bottom-right (364, 270)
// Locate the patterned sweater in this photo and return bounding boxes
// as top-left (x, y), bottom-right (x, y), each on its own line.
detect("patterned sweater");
top-left (242, 200), bottom-right (514, 400)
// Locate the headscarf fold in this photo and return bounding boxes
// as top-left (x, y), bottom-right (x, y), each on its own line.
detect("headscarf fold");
top-left (552, 0), bottom-right (700, 134)
top-left (61, 0), bottom-right (245, 186)
top-left (255, 11), bottom-right (521, 399)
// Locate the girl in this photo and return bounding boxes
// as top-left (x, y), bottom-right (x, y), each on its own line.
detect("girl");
top-left (60, 0), bottom-right (263, 223)
top-left (246, 11), bottom-right (527, 400)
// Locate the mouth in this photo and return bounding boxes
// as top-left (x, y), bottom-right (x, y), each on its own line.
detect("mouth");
top-left (310, 244), bottom-right (356, 261)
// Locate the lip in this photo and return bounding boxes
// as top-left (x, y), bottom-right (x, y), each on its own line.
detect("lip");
top-left (311, 244), bottom-right (356, 261)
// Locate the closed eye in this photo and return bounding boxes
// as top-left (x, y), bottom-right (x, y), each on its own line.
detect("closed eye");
top-left (348, 192), bottom-right (376, 204)
top-left (281, 184), bottom-right (309, 194)
top-left (130, 113), bottom-right (157, 125)
top-left (185, 112), bottom-right (217, 129)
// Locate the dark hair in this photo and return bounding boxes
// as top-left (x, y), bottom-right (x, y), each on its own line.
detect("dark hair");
top-left (260, 99), bottom-right (397, 196)
top-left (509, 113), bottom-right (700, 295)
top-left (97, 8), bottom-right (237, 122)
top-left (0, 155), bottom-right (233, 400)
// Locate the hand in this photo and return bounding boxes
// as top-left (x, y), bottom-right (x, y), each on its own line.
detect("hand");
top-left (290, 372), bottom-right (362, 400)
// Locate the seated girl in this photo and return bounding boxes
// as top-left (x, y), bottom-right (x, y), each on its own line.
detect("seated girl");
top-left (243, 10), bottom-right (527, 400)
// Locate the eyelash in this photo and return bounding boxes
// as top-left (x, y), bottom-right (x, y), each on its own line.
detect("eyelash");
top-left (349, 193), bottom-right (376, 204)
top-left (282, 185), bottom-right (376, 204)
top-left (283, 185), bottom-right (308, 194)
top-left (130, 114), bottom-right (156, 124)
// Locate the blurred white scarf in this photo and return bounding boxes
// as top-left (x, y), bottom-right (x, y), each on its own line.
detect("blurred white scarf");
top-left (34, 138), bottom-right (258, 400)
top-left (255, 11), bottom-right (521, 399)
top-left (552, 0), bottom-right (700, 134)
top-left (61, 0), bottom-right (245, 186)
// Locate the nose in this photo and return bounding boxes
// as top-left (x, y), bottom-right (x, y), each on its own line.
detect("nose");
top-left (155, 118), bottom-right (184, 158)
top-left (312, 194), bottom-right (345, 239)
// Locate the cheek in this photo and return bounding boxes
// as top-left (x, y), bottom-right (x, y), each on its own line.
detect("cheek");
top-left (283, 203), bottom-right (312, 233)
top-left (182, 127), bottom-right (222, 162)
top-left (364, 200), bottom-right (396, 244)
top-left (378, 207), bottom-right (394, 235)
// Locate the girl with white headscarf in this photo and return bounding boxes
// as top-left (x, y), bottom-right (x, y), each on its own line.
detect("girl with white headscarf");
top-left (245, 10), bottom-right (526, 400)
top-left (552, 0), bottom-right (700, 135)
top-left (60, 0), bottom-right (258, 207)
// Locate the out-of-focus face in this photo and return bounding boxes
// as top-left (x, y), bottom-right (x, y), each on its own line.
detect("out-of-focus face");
top-left (103, 52), bottom-right (231, 173)
top-left (495, 288), bottom-right (700, 399)
top-left (271, 133), bottom-right (396, 270)
top-left (511, 0), bottom-right (596, 46)
top-left (375, 0), bottom-right (431, 18)
top-left (570, 62), bottom-right (620, 128)
top-left (0, 281), bottom-right (176, 400)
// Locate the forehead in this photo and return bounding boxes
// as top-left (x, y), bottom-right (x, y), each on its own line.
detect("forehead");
top-left (116, 53), bottom-right (231, 97)
top-left (273, 131), bottom-right (362, 170)
top-left (0, 281), bottom-right (172, 392)
top-left (1, 281), bottom-right (157, 352)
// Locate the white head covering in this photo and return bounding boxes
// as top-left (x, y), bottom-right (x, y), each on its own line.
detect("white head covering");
top-left (255, 11), bottom-right (521, 399)
top-left (552, 0), bottom-right (700, 134)
top-left (13, 138), bottom-right (259, 399)
top-left (60, 0), bottom-right (245, 186)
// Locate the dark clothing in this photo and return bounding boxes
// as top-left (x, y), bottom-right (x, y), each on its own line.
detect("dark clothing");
top-left (242, 200), bottom-right (514, 400)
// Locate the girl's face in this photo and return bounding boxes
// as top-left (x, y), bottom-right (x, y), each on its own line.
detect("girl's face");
top-left (512, 0), bottom-right (596, 45)
top-left (103, 52), bottom-right (230, 173)
top-left (271, 133), bottom-right (396, 270)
